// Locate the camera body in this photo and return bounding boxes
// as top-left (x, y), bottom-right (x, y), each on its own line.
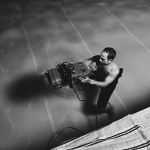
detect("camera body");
top-left (41, 61), bottom-right (91, 89)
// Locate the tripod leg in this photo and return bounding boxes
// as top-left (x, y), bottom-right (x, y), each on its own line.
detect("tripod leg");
top-left (71, 80), bottom-right (86, 101)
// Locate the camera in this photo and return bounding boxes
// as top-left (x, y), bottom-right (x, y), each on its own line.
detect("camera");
top-left (41, 61), bottom-right (91, 89)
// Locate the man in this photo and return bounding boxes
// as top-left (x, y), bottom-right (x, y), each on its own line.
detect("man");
top-left (41, 47), bottom-right (120, 110)
top-left (80, 47), bottom-right (120, 110)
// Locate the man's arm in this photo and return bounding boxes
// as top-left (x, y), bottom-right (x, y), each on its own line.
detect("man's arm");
top-left (80, 68), bottom-right (119, 88)
top-left (89, 74), bottom-right (117, 87)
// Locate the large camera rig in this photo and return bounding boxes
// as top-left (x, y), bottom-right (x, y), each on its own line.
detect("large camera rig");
top-left (41, 61), bottom-right (123, 102)
top-left (41, 61), bottom-right (91, 89)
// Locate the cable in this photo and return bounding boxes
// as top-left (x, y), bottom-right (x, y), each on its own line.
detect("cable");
top-left (72, 80), bottom-right (99, 131)
top-left (72, 85), bottom-right (86, 101)
top-left (71, 81), bottom-right (87, 101)
top-left (49, 126), bottom-right (84, 149)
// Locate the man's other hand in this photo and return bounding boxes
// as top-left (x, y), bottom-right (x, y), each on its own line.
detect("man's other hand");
top-left (79, 77), bottom-right (93, 84)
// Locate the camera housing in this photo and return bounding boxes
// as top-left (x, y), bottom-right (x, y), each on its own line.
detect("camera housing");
top-left (41, 62), bottom-right (91, 89)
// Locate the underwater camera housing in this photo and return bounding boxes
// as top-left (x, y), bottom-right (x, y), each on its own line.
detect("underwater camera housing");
top-left (41, 61), bottom-right (91, 89)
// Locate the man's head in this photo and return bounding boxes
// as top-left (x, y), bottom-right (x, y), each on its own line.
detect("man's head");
top-left (100, 47), bottom-right (116, 64)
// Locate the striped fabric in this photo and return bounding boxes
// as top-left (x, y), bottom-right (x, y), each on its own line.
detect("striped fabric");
top-left (52, 107), bottom-right (150, 150)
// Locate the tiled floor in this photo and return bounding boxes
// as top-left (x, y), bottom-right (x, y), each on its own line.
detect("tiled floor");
top-left (1, 0), bottom-right (150, 150)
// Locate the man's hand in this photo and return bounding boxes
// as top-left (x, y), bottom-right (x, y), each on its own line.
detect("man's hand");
top-left (79, 77), bottom-right (93, 84)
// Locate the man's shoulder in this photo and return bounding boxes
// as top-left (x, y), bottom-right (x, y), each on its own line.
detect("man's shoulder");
top-left (111, 62), bottom-right (119, 69)
top-left (110, 63), bottom-right (119, 76)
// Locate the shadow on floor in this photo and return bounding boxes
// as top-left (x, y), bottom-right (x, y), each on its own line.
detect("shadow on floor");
top-left (5, 72), bottom-right (73, 103)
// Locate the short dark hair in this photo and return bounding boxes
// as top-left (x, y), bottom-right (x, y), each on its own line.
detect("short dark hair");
top-left (102, 47), bottom-right (116, 60)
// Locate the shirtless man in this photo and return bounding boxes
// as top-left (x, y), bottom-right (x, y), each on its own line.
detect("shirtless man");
top-left (80, 47), bottom-right (120, 109)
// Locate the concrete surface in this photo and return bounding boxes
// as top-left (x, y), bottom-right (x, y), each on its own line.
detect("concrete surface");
top-left (1, 0), bottom-right (150, 149)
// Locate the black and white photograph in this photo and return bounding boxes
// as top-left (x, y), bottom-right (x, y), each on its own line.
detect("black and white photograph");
top-left (0, 0), bottom-right (150, 149)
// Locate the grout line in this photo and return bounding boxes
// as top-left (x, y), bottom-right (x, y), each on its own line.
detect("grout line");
top-left (7, 108), bottom-right (16, 129)
top-left (113, 91), bottom-right (129, 113)
top-left (58, 1), bottom-right (93, 57)
top-left (21, 24), bottom-right (38, 71)
top-left (102, 5), bottom-right (150, 54)
top-left (16, 3), bottom-right (38, 71)
top-left (44, 99), bottom-right (56, 133)
top-left (21, 22), bottom-right (56, 132)
top-left (59, 1), bottom-right (129, 114)
top-left (99, 5), bottom-right (132, 113)
top-left (16, 3), bottom-right (56, 132)
top-left (51, 15), bottom-right (60, 36)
